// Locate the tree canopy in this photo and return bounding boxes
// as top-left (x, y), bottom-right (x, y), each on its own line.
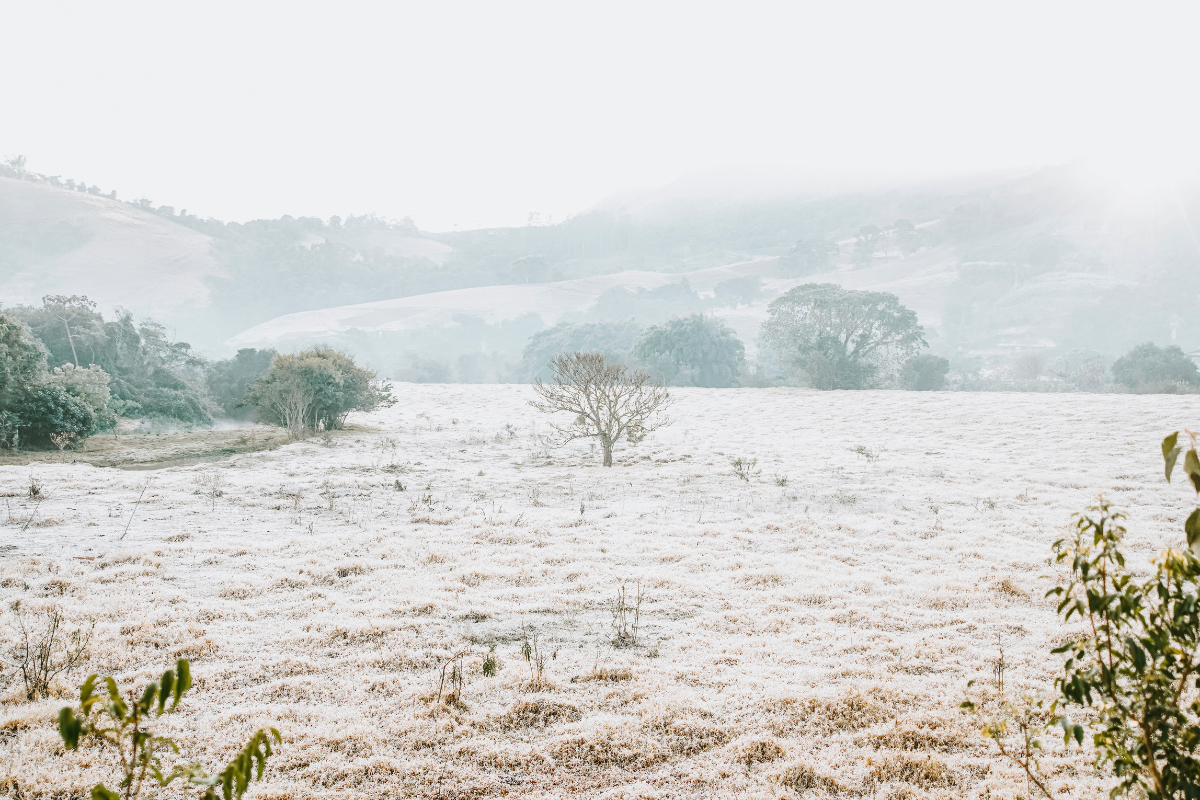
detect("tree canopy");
top-left (631, 314), bottom-right (745, 388)
top-left (760, 283), bottom-right (925, 389)
top-left (1111, 342), bottom-right (1200, 391)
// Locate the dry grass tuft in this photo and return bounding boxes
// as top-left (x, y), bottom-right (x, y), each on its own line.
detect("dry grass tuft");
top-left (497, 698), bottom-right (582, 730)
top-left (548, 717), bottom-right (669, 768)
top-left (772, 759), bottom-right (849, 794)
top-left (869, 752), bottom-right (959, 788)
top-left (862, 713), bottom-right (973, 752)
top-left (728, 735), bottom-right (786, 766)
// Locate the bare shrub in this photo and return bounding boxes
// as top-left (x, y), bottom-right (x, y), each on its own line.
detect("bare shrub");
top-left (530, 352), bottom-right (671, 466)
top-left (2, 601), bottom-right (91, 701)
top-left (610, 580), bottom-right (644, 647)
top-left (730, 456), bottom-right (760, 482)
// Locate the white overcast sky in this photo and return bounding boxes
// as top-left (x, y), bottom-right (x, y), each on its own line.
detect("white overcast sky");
top-left (2, 1), bottom-right (1198, 231)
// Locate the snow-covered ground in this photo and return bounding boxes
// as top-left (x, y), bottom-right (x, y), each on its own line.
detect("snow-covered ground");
top-left (3, 387), bottom-right (1198, 799)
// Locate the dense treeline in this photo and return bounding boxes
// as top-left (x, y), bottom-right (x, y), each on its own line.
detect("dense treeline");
top-left (0, 297), bottom-right (283, 448)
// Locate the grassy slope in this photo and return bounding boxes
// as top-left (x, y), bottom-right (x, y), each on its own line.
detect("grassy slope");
top-left (0, 177), bottom-right (223, 319)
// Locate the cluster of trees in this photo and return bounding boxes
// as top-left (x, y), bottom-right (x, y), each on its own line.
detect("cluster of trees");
top-left (1, 298), bottom-right (392, 449)
top-left (522, 315), bottom-right (746, 388)
top-left (519, 284), bottom-right (946, 391)
top-left (0, 296), bottom-right (397, 449)
top-left (0, 313), bottom-right (115, 449)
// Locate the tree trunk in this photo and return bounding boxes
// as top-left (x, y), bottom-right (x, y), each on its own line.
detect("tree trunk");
top-left (602, 442), bottom-right (613, 467)
top-left (62, 321), bottom-right (79, 367)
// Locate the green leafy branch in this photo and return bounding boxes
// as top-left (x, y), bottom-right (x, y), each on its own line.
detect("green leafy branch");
top-left (58, 659), bottom-right (281, 800)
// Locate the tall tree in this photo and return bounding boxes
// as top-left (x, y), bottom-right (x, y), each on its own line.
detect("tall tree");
top-left (40, 295), bottom-right (101, 367)
top-left (760, 283), bottom-right (926, 389)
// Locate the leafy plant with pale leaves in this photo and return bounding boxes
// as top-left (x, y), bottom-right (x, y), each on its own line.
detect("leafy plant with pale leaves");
top-left (58, 659), bottom-right (280, 800)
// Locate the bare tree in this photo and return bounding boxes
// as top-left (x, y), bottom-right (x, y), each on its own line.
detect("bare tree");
top-left (530, 352), bottom-right (671, 466)
top-left (41, 295), bottom-right (98, 367)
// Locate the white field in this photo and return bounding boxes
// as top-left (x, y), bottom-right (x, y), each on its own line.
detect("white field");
top-left (3, 387), bottom-right (1199, 799)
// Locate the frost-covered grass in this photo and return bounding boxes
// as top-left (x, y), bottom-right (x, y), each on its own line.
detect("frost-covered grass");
top-left (2, 385), bottom-right (1198, 799)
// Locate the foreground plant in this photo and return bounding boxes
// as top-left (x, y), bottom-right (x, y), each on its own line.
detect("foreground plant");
top-left (58, 659), bottom-right (280, 800)
top-left (965, 430), bottom-right (1200, 799)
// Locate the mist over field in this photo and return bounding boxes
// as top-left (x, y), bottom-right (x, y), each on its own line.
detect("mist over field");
top-left (3, 3), bottom-right (1200, 799)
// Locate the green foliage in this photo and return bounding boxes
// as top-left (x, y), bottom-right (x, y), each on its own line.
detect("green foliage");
top-left (245, 347), bottom-right (393, 434)
top-left (630, 314), bottom-right (745, 388)
top-left (509, 254), bottom-right (557, 283)
top-left (760, 284), bottom-right (926, 390)
top-left (851, 225), bottom-right (880, 268)
top-left (10, 302), bottom-right (213, 426)
top-left (901, 354), bottom-right (949, 391)
top-left (58, 659), bottom-right (281, 800)
top-left (1045, 490), bottom-right (1200, 799)
top-left (965, 432), bottom-right (1200, 799)
top-left (586, 280), bottom-right (705, 324)
top-left (10, 382), bottom-right (99, 448)
top-left (521, 320), bottom-right (644, 382)
top-left (0, 313), bottom-right (49, 444)
top-left (1112, 342), bottom-right (1200, 391)
top-left (205, 348), bottom-right (276, 417)
top-left (0, 313), bottom-right (118, 447)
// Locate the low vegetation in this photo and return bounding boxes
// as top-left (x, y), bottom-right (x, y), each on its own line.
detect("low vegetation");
top-left (57, 659), bottom-right (280, 800)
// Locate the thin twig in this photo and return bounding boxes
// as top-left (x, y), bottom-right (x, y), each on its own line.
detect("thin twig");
top-left (19, 499), bottom-right (42, 533)
top-left (119, 479), bottom-right (152, 541)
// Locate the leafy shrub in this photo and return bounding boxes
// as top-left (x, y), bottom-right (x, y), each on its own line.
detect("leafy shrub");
top-left (246, 347), bottom-right (393, 435)
top-left (58, 659), bottom-right (280, 800)
top-left (778, 239), bottom-right (837, 276)
top-left (1111, 342), bottom-right (1200, 391)
top-left (10, 302), bottom-right (214, 426)
top-left (205, 348), bottom-right (276, 417)
top-left (631, 314), bottom-right (745, 387)
top-left (901, 354), bottom-right (949, 391)
top-left (10, 383), bottom-right (98, 448)
top-left (713, 276), bottom-right (763, 307)
top-left (964, 430), bottom-right (1200, 799)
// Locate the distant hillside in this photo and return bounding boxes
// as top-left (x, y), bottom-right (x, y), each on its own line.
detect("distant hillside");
top-left (0, 176), bottom-right (223, 320)
top-left (3, 157), bottom-right (1198, 367)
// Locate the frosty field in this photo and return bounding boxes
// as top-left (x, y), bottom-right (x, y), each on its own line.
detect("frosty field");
top-left (3, 386), bottom-right (1199, 799)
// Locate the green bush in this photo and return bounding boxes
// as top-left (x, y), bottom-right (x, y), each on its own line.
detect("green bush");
top-left (1112, 342), bottom-right (1200, 391)
top-left (11, 383), bottom-right (98, 448)
top-left (760, 284), bottom-right (925, 390)
top-left (520, 320), bottom-right (644, 382)
top-left (246, 347), bottom-right (393, 434)
top-left (0, 313), bottom-right (114, 448)
top-left (901, 354), bottom-right (950, 391)
top-left (631, 314), bottom-right (745, 388)
top-left (206, 348), bottom-right (276, 417)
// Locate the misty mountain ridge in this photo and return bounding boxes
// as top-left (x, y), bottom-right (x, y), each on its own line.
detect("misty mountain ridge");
top-left (2, 157), bottom-right (1198, 376)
